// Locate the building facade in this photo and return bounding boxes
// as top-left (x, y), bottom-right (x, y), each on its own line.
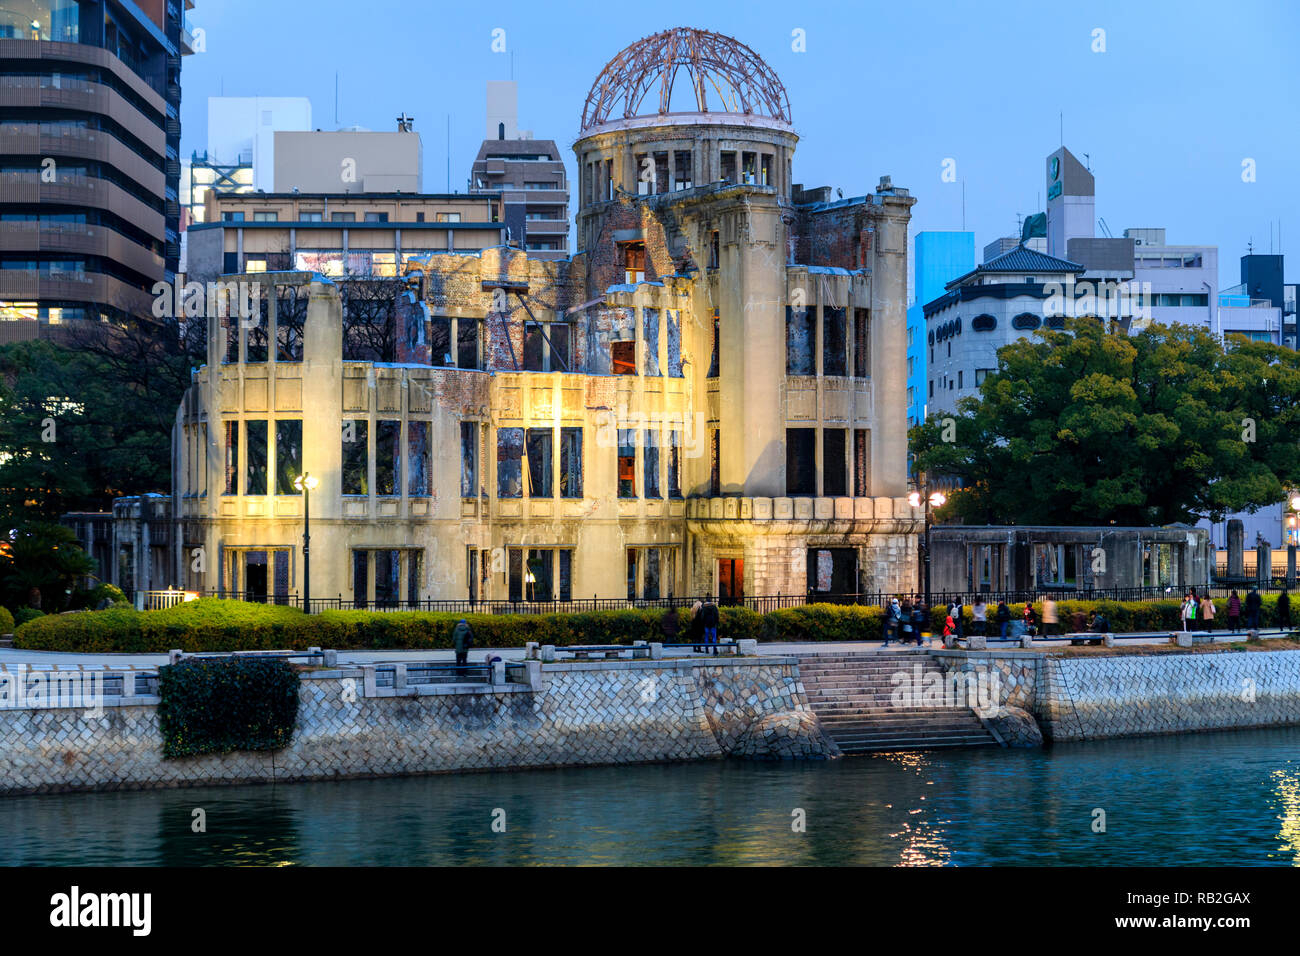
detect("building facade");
top-left (167, 28), bottom-right (922, 606)
top-left (0, 0), bottom-right (195, 341)
top-left (906, 230), bottom-right (973, 427)
top-left (185, 190), bottom-right (505, 286)
top-left (468, 81), bottom-right (569, 260)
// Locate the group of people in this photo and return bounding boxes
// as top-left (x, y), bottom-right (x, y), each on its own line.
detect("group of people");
top-left (1179, 587), bottom-right (1290, 633)
top-left (660, 600), bottom-right (722, 653)
top-left (881, 595), bottom-right (935, 647)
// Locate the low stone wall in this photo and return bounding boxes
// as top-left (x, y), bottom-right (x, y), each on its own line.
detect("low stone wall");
top-left (0, 656), bottom-right (836, 795)
top-left (934, 647), bottom-right (1300, 742)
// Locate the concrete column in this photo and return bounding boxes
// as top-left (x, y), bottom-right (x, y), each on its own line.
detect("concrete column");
top-left (1288, 545), bottom-right (1296, 588)
top-left (1257, 539), bottom-right (1272, 586)
top-left (1228, 519), bottom-right (1245, 577)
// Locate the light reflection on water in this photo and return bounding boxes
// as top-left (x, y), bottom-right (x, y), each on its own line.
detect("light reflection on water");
top-left (2, 726), bottom-right (1299, 866)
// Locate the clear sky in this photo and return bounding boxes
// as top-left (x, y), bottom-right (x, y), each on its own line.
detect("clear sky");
top-left (180, 0), bottom-right (1299, 290)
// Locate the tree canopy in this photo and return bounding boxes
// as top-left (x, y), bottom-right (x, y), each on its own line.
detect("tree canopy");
top-left (910, 318), bottom-right (1300, 526)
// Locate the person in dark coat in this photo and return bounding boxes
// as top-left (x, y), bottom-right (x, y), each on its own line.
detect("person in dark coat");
top-left (1227, 590), bottom-right (1242, 633)
top-left (882, 599), bottom-right (898, 647)
top-left (700, 599), bottom-right (720, 654)
top-left (452, 618), bottom-right (473, 669)
top-left (661, 606), bottom-right (680, 642)
top-left (1245, 588), bottom-right (1262, 630)
top-left (995, 602), bottom-right (1011, 639)
top-left (911, 599), bottom-right (927, 646)
top-left (1278, 590), bottom-right (1292, 629)
top-left (899, 599), bottom-right (913, 645)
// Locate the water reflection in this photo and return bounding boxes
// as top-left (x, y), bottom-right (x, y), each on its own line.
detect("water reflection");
top-left (2, 726), bottom-right (1298, 866)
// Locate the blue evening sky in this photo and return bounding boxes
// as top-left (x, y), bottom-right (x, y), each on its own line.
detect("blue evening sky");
top-left (180, 0), bottom-right (1299, 291)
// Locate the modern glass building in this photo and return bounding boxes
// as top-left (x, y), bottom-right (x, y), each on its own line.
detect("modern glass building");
top-left (906, 230), bottom-right (973, 427)
top-left (0, 0), bottom-right (195, 341)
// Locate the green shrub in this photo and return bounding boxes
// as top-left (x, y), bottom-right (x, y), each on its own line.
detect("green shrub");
top-left (157, 657), bottom-right (299, 757)
top-left (68, 583), bottom-right (130, 611)
top-left (0, 605), bottom-right (13, 634)
top-left (14, 607), bottom-right (45, 627)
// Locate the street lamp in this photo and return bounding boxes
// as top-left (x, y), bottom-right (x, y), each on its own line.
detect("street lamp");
top-left (909, 488), bottom-right (947, 615)
top-left (293, 473), bottom-right (319, 612)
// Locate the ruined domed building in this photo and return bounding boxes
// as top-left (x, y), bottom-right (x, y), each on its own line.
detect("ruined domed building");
top-left (169, 27), bottom-right (921, 606)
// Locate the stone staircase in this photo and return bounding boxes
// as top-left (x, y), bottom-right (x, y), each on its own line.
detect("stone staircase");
top-left (796, 650), bottom-right (1001, 754)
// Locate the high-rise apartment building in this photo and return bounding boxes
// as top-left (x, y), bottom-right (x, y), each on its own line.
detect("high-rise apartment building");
top-left (469, 81), bottom-right (568, 260)
top-left (0, 0), bottom-right (195, 340)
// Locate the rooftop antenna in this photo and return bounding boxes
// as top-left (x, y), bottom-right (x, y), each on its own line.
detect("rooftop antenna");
top-left (1083, 152), bottom-right (1090, 171)
top-left (446, 114), bottom-right (451, 192)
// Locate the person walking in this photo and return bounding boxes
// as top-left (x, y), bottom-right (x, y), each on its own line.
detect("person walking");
top-left (912, 598), bottom-right (928, 647)
top-left (1199, 593), bottom-right (1216, 631)
top-left (953, 600), bottom-right (966, 643)
top-left (942, 611), bottom-right (956, 647)
top-left (882, 598), bottom-right (898, 647)
top-left (688, 599), bottom-right (704, 652)
top-left (700, 598), bottom-right (720, 654)
top-left (1179, 592), bottom-right (1190, 631)
top-left (1022, 602), bottom-right (1037, 636)
top-left (972, 598), bottom-right (988, 637)
top-left (996, 601), bottom-right (1011, 640)
top-left (1278, 589), bottom-right (1292, 630)
top-left (452, 618), bottom-right (474, 670)
top-left (1226, 590), bottom-right (1242, 634)
top-left (1245, 588), bottom-right (1262, 631)
top-left (899, 598), bottom-right (914, 646)
top-left (1042, 597), bottom-right (1058, 637)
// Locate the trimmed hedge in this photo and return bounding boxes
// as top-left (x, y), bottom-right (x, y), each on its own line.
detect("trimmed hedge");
top-left (14, 607), bottom-right (44, 627)
top-left (157, 657), bottom-right (299, 757)
top-left (0, 605), bottom-right (13, 635)
top-left (12, 595), bottom-right (1299, 654)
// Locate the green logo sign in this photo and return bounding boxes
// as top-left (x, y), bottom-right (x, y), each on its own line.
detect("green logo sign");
top-left (1051, 156), bottom-right (1061, 180)
top-left (1047, 182), bottom-right (1062, 201)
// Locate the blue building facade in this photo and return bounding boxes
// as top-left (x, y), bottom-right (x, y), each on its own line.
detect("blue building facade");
top-left (906, 231), bottom-right (974, 427)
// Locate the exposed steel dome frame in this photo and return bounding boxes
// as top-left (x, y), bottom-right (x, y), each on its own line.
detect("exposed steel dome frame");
top-left (580, 27), bottom-right (791, 133)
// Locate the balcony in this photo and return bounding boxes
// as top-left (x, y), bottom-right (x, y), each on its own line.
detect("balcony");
top-left (685, 495), bottom-right (923, 535)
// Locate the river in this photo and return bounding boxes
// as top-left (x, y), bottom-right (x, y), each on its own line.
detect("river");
top-left (3, 726), bottom-right (1299, 866)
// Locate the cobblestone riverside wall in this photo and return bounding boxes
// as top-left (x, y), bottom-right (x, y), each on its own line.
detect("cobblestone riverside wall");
top-left (0, 657), bottom-right (834, 795)
top-left (935, 648), bottom-right (1300, 742)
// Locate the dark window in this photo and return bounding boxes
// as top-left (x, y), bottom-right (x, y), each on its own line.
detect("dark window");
top-left (457, 318), bottom-right (479, 369)
top-left (666, 309), bottom-right (682, 376)
top-left (854, 429), bottom-right (870, 497)
top-left (275, 419), bottom-right (302, 495)
top-left (853, 308), bottom-right (869, 378)
top-left (245, 420), bottom-right (267, 495)
top-left (1045, 315), bottom-right (1065, 330)
top-left (526, 549), bottom-right (553, 602)
top-left (223, 313), bottom-right (239, 363)
top-left (611, 340), bottom-right (636, 375)
top-left (823, 307), bottom-right (847, 376)
top-left (971, 314), bottom-right (997, 331)
top-left (407, 550), bottom-right (421, 604)
top-left (786, 428), bottom-right (816, 496)
top-left (497, 427), bottom-right (523, 498)
top-left (352, 551), bottom-right (368, 608)
top-left (618, 429), bottom-right (636, 498)
top-left (223, 251), bottom-right (239, 274)
top-left (560, 427), bottom-right (582, 498)
top-left (668, 429), bottom-right (682, 498)
top-left (276, 287), bottom-right (306, 362)
top-left (550, 324), bottom-right (570, 371)
top-left (786, 306), bottom-right (815, 375)
top-left (626, 548), bottom-right (638, 600)
top-left (709, 428), bottom-right (720, 495)
top-left (246, 297), bottom-right (270, 363)
top-left (223, 421), bottom-right (238, 495)
top-left (527, 428), bottom-right (553, 498)
top-left (460, 422), bottom-right (478, 497)
top-left (523, 324), bottom-right (545, 371)
top-left (342, 420), bottom-right (368, 495)
top-left (708, 308), bottom-right (720, 377)
top-left (508, 549), bottom-right (523, 603)
top-left (430, 316), bottom-right (452, 366)
top-left (644, 548), bottom-right (661, 600)
top-left (644, 430), bottom-right (661, 498)
top-left (376, 420), bottom-right (400, 496)
top-left (1011, 312), bottom-right (1041, 331)
top-left (823, 428), bottom-right (847, 497)
top-left (365, 212), bottom-right (388, 223)
top-left (375, 550), bottom-right (399, 606)
top-left (559, 550), bottom-right (572, 602)
top-left (643, 308), bottom-right (660, 376)
top-left (407, 421), bottom-right (430, 497)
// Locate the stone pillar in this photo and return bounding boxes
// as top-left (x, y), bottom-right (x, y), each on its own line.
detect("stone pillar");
top-left (1227, 520), bottom-right (1245, 578)
top-left (1288, 546), bottom-right (1296, 588)
top-left (1257, 539), bottom-right (1272, 586)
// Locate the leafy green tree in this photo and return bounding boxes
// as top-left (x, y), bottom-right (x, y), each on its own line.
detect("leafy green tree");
top-left (0, 522), bottom-right (96, 612)
top-left (910, 318), bottom-right (1300, 526)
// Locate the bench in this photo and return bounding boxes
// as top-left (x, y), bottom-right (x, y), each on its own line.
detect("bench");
top-left (1066, 631), bottom-right (1114, 647)
top-left (563, 645), bottom-right (652, 660)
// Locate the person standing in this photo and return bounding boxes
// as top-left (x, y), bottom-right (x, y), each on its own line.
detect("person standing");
top-left (1022, 602), bottom-right (1037, 636)
top-left (1278, 589), bottom-right (1292, 630)
top-left (1226, 590), bottom-right (1241, 633)
top-left (882, 598), bottom-right (898, 647)
top-left (899, 598), bottom-right (914, 645)
top-left (700, 599), bottom-right (720, 654)
top-left (1042, 597), bottom-right (1058, 637)
top-left (954, 600), bottom-right (966, 643)
top-left (1179, 592), bottom-right (1190, 631)
top-left (1245, 588), bottom-right (1262, 631)
top-left (452, 618), bottom-right (474, 670)
top-left (973, 598), bottom-right (988, 637)
top-left (688, 599), bottom-right (704, 652)
top-left (996, 601), bottom-right (1011, 640)
top-left (1199, 593), bottom-right (1216, 631)
top-left (912, 598), bottom-right (928, 647)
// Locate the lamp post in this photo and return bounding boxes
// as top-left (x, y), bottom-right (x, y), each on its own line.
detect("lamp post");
top-left (909, 488), bottom-right (948, 613)
top-left (293, 473), bottom-right (319, 612)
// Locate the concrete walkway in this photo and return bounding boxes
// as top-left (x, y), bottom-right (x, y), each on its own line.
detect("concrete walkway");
top-left (0, 628), bottom-right (1291, 669)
